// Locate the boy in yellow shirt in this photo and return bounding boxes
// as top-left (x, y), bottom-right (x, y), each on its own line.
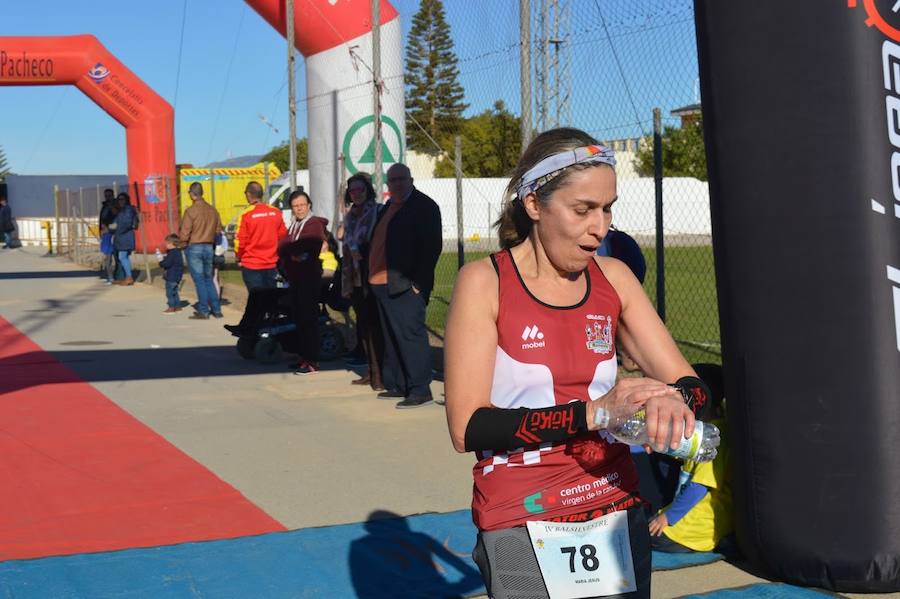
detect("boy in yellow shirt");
top-left (649, 364), bottom-right (733, 553)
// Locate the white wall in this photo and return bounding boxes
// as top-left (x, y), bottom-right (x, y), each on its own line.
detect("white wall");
top-left (413, 176), bottom-right (711, 242)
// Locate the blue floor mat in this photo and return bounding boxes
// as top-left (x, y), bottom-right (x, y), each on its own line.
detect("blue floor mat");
top-left (683, 582), bottom-right (838, 598)
top-left (0, 509), bottom-right (484, 599)
top-left (0, 509), bottom-right (730, 598)
top-left (652, 549), bottom-right (723, 570)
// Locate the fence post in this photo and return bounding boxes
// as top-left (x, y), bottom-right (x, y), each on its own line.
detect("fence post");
top-left (165, 176), bottom-right (174, 234)
top-left (653, 107), bottom-right (666, 322)
top-left (263, 161), bottom-right (270, 202)
top-left (455, 135), bottom-right (464, 269)
top-left (133, 182), bottom-right (152, 284)
top-left (53, 185), bottom-right (60, 255)
top-left (209, 167), bottom-right (216, 208)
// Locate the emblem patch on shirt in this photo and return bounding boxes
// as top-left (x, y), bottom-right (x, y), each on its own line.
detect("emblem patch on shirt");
top-left (585, 317), bottom-right (613, 354)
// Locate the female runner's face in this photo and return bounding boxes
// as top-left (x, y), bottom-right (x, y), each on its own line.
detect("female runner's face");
top-left (532, 166), bottom-right (617, 273)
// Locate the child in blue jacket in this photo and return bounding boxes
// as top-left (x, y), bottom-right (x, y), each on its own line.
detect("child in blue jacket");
top-left (159, 234), bottom-right (184, 314)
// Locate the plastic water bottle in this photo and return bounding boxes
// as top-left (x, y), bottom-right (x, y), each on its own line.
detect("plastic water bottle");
top-left (594, 407), bottom-right (720, 462)
top-left (154, 247), bottom-right (163, 261)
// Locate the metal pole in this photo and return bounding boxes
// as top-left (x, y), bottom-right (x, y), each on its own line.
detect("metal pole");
top-left (65, 189), bottom-right (71, 257)
top-left (520, 0), bottom-right (532, 148)
top-left (539, 0), bottom-right (548, 132)
top-left (335, 153), bottom-right (346, 235)
top-left (96, 184), bottom-right (101, 227)
top-left (653, 107), bottom-right (666, 322)
top-left (209, 167), bottom-right (216, 208)
top-left (455, 136), bottom-right (464, 270)
top-left (263, 161), bottom-right (270, 202)
top-left (53, 185), bottom-right (60, 256)
top-left (287, 0), bottom-right (298, 194)
top-left (79, 187), bottom-right (85, 261)
top-left (372, 0), bottom-right (384, 198)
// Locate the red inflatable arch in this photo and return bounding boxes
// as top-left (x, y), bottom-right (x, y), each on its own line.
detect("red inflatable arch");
top-left (0, 35), bottom-right (174, 250)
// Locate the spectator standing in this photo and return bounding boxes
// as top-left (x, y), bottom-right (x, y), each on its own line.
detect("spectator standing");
top-left (341, 173), bottom-right (384, 391)
top-left (213, 230), bottom-right (228, 304)
top-left (0, 197), bottom-right (16, 249)
top-left (158, 234), bottom-right (185, 314)
top-left (368, 163), bottom-right (442, 408)
top-left (597, 227), bottom-right (647, 285)
top-left (98, 188), bottom-right (117, 282)
top-left (179, 182), bottom-right (224, 320)
top-left (279, 190), bottom-right (328, 375)
top-left (112, 192), bottom-right (137, 285)
top-left (235, 181), bottom-right (286, 291)
top-left (650, 364), bottom-right (733, 554)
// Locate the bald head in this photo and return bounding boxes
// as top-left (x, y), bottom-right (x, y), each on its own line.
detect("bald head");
top-left (386, 163), bottom-right (413, 200)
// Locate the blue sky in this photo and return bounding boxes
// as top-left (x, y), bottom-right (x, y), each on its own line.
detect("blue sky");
top-left (0, 0), bottom-right (698, 174)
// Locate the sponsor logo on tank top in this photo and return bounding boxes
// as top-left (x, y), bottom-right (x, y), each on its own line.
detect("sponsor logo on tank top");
top-left (585, 316), bottom-right (613, 354)
top-left (521, 324), bottom-right (546, 349)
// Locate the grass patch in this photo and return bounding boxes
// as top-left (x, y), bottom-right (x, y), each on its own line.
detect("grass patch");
top-left (217, 246), bottom-right (720, 364)
top-left (429, 246), bottom-right (720, 364)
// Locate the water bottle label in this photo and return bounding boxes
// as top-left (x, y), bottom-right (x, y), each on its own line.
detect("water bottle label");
top-left (667, 421), bottom-right (703, 461)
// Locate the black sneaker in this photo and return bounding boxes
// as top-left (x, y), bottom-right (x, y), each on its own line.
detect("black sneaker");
top-left (188, 311), bottom-right (210, 320)
top-left (396, 395), bottom-right (434, 409)
top-left (377, 390), bottom-right (405, 399)
top-left (211, 312), bottom-right (224, 319)
top-left (224, 324), bottom-right (244, 336)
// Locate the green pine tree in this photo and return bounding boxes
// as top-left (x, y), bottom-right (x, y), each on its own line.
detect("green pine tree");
top-left (0, 145), bottom-right (10, 181)
top-left (405, 0), bottom-right (468, 154)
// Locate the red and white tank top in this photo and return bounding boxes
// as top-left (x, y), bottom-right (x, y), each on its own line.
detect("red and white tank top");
top-left (471, 249), bottom-right (639, 531)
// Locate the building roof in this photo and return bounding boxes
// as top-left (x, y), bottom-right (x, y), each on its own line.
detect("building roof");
top-left (671, 102), bottom-right (702, 117)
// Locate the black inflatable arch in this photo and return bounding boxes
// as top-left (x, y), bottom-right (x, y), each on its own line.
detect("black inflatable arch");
top-left (695, 0), bottom-right (900, 592)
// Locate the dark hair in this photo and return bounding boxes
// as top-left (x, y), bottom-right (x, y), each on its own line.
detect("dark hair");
top-left (289, 190), bottom-right (311, 208)
top-left (496, 127), bottom-right (610, 249)
top-left (245, 181), bottom-right (264, 199)
top-left (344, 172), bottom-right (376, 206)
top-left (116, 192), bottom-right (130, 204)
top-left (104, 188), bottom-right (114, 195)
top-left (165, 233), bottom-right (182, 246)
top-left (188, 182), bottom-right (203, 196)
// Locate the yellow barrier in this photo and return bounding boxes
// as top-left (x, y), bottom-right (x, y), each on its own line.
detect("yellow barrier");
top-left (41, 220), bottom-right (53, 253)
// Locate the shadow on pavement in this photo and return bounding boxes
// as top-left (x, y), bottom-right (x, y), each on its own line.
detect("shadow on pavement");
top-left (11, 282), bottom-right (108, 337)
top-left (0, 269), bottom-right (100, 280)
top-left (0, 344), bottom-right (361, 394)
top-left (349, 510), bottom-right (483, 599)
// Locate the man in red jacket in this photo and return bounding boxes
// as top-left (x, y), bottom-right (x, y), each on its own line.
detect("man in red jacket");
top-left (235, 181), bottom-right (287, 290)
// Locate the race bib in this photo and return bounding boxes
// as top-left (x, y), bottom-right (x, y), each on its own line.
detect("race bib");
top-left (526, 511), bottom-right (636, 598)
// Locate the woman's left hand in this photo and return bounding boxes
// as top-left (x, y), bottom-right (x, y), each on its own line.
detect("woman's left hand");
top-left (648, 513), bottom-right (669, 536)
top-left (642, 391), bottom-right (695, 452)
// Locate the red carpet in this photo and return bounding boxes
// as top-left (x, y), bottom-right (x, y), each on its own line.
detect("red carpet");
top-left (0, 317), bottom-right (286, 561)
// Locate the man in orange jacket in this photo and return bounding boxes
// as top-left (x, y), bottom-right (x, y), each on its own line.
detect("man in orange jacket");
top-left (234, 181), bottom-right (287, 290)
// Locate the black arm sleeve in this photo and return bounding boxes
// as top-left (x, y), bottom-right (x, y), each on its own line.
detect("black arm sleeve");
top-left (672, 375), bottom-right (713, 418)
top-left (463, 402), bottom-right (589, 453)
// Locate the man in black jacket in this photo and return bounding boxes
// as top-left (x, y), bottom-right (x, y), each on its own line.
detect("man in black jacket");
top-left (368, 163), bottom-right (442, 408)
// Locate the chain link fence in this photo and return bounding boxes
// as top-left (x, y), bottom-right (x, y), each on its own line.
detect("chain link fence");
top-left (383, 0), bottom-right (719, 364)
top-left (44, 0), bottom-right (718, 363)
